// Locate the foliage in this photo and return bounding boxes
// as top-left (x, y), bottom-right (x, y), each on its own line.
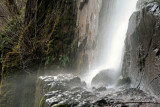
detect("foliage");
top-left (0, 5), bottom-right (25, 81)
top-left (0, 0), bottom-right (77, 107)
top-left (34, 0), bottom-right (77, 69)
top-left (45, 56), bottom-right (55, 66)
top-left (0, 14), bottom-right (24, 63)
top-left (59, 54), bottom-right (69, 67)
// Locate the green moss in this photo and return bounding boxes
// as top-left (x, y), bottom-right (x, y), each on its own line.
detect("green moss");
top-left (1, 0), bottom-right (78, 106)
top-left (0, 8), bottom-right (24, 86)
top-left (1, 52), bottom-right (20, 79)
top-left (55, 104), bottom-right (66, 107)
top-left (0, 14), bottom-right (24, 62)
top-left (39, 96), bottom-right (46, 107)
top-left (42, 0), bottom-right (77, 69)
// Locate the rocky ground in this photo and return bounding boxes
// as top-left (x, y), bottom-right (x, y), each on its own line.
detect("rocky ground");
top-left (38, 74), bottom-right (160, 107)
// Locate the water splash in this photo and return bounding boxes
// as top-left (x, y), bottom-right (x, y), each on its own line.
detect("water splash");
top-left (82, 0), bottom-right (138, 86)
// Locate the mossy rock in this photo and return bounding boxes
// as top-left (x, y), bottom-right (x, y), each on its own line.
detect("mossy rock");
top-left (55, 104), bottom-right (66, 107)
top-left (39, 96), bottom-right (46, 107)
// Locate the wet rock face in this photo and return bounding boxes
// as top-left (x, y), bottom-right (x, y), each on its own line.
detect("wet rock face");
top-left (79, 0), bottom-right (89, 10)
top-left (91, 69), bottom-right (114, 87)
top-left (38, 74), bottom-right (159, 107)
top-left (76, 0), bottom-right (102, 73)
top-left (122, 0), bottom-right (160, 95)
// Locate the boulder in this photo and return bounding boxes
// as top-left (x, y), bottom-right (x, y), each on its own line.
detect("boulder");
top-left (94, 86), bottom-right (107, 92)
top-left (91, 69), bottom-right (114, 87)
top-left (36, 74), bottom-right (158, 107)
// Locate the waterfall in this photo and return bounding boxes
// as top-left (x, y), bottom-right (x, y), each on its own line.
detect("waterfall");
top-left (82, 0), bottom-right (138, 86)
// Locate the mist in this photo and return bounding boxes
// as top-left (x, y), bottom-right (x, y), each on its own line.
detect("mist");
top-left (82, 0), bottom-right (138, 86)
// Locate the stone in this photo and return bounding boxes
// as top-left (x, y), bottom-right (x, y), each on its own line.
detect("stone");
top-left (95, 87), bottom-right (107, 92)
top-left (122, 0), bottom-right (160, 95)
top-left (37, 74), bottom-right (159, 107)
top-left (79, 0), bottom-right (89, 10)
top-left (91, 69), bottom-right (114, 87)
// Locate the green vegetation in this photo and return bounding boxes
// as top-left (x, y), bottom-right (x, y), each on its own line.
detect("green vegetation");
top-left (55, 104), bottom-right (66, 107)
top-left (0, 0), bottom-right (78, 106)
top-left (59, 54), bottom-right (69, 67)
top-left (36, 0), bottom-right (78, 70)
top-left (39, 96), bottom-right (46, 107)
top-left (0, 15), bottom-right (24, 63)
top-left (0, 4), bottom-right (25, 106)
top-left (0, 8), bottom-right (24, 80)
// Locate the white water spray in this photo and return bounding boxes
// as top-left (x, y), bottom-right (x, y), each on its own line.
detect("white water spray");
top-left (82, 0), bottom-right (138, 86)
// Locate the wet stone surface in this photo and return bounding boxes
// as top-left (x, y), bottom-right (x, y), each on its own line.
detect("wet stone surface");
top-left (39, 74), bottom-right (160, 107)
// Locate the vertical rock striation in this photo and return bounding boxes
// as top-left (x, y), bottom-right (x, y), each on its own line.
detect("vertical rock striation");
top-left (75, 0), bottom-right (102, 73)
top-left (122, 0), bottom-right (160, 95)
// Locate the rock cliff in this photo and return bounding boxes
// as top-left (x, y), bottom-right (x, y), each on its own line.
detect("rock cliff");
top-left (0, 0), bottom-right (102, 107)
top-left (75, 0), bottom-right (102, 73)
top-left (122, 0), bottom-right (160, 95)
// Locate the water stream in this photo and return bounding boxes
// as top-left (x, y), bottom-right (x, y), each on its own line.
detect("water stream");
top-left (82, 0), bottom-right (138, 86)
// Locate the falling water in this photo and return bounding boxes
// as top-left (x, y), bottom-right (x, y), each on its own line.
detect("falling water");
top-left (83, 0), bottom-right (138, 86)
